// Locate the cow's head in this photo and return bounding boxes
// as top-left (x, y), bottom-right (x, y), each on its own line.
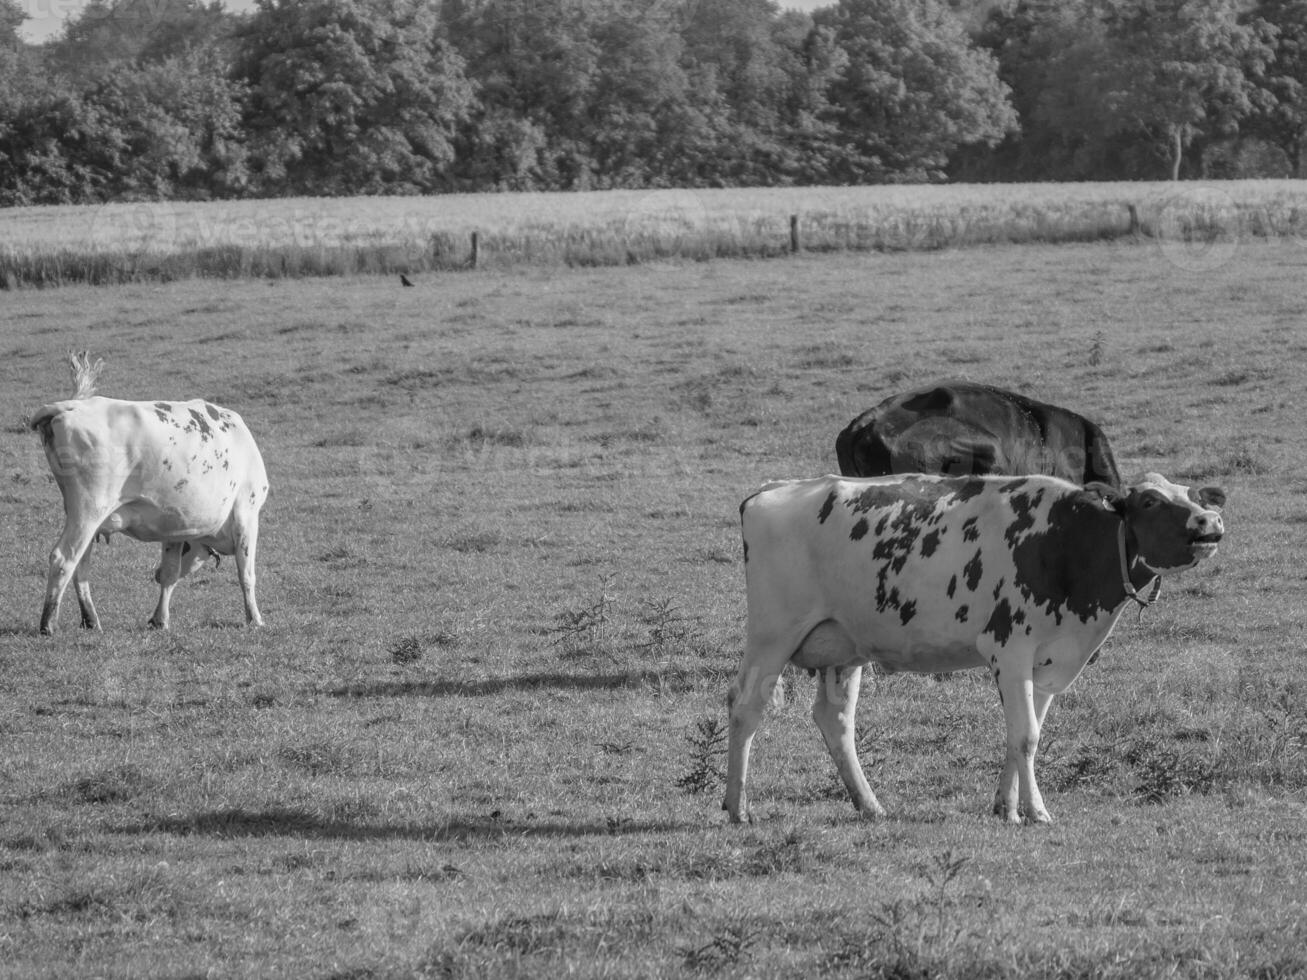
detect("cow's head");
top-left (1088, 473), bottom-right (1225, 573)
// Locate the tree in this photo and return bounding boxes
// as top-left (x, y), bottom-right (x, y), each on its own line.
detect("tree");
top-left (1095, 0), bottom-right (1270, 180)
top-left (1246, 0), bottom-right (1307, 175)
top-left (815, 0), bottom-right (1017, 182)
top-left (445, 0), bottom-right (716, 190)
top-left (88, 46), bottom-right (248, 198)
top-left (44, 0), bottom-right (235, 86)
top-left (443, 0), bottom-right (603, 188)
top-left (237, 0), bottom-right (474, 195)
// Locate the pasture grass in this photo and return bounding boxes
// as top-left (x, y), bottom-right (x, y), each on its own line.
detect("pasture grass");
top-left (1, 239), bottom-right (1306, 976)
top-left (5, 180), bottom-right (1307, 287)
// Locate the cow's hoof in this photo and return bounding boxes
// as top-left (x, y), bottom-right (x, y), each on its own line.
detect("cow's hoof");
top-left (146, 619), bottom-right (168, 630)
top-left (856, 803), bottom-right (888, 820)
top-left (39, 626), bottom-right (55, 637)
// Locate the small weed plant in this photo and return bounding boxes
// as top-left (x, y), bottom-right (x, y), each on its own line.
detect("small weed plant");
top-left (676, 716), bottom-right (728, 795)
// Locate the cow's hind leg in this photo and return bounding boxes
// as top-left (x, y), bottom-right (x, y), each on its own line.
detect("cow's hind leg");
top-left (148, 541), bottom-right (185, 630)
top-left (992, 659), bottom-right (1053, 825)
top-left (72, 540), bottom-right (101, 630)
top-left (232, 509), bottom-right (263, 627)
top-left (813, 664), bottom-right (886, 818)
top-left (723, 645), bottom-right (786, 824)
top-left (41, 505), bottom-right (106, 635)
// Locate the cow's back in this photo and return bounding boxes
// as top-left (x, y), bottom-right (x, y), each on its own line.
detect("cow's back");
top-left (35, 396), bottom-right (267, 534)
top-left (836, 381), bottom-right (1120, 488)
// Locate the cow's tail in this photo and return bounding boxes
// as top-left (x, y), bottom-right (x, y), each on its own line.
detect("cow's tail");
top-left (66, 350), bottom-right (104, 399)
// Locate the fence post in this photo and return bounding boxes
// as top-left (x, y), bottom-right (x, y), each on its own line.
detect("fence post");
top-left (470, 231), bottom-right (479, 269)
top-left (790, 214), bottom-right (800, 253)
top-left (1127, 203), bottom-right (1141, 236)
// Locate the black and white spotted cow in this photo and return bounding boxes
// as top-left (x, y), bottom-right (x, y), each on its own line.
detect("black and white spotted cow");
top-left (29, 352), bottom-right (269, 634)
top-left (724, 471), bottom-right (1225, 825)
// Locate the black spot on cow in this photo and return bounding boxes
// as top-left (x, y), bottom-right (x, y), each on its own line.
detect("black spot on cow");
top-left (963, 549), bottom-right (983, 591)
top-left (985, 597), bottom-right (1016, 645)
top-left (1000, 478), bottom-right (1028, 494)
top-left (850, 477), bottom-right (954, 516)
top-left (181, 542), bottom-right (192, 555)
top-left (173, 479), bottom-right (188, 491)
top-left (949, 480), bottom-right (988, 505)
top-left (1009, 491), bottom-right (1126, 627)
top-left (186, 408), bottom-right (213, 440)
top-left (1004, 487), bottom-right (1046, 545)
top-left (955, 605), bottom-right (969, 622)
top-left (961, 516), bottom-right (979, 542)
top-left (742, 539), bottom-right (749, 563)
top-left (818, 490), bottom-right (837, 524)
top-left (992, 577), bottom-right (1005, 599)
top-left (920, 528), bottom-right (942, 557)
top-left (850, 517), bottom-right (869, 541)
top-left (205, 402), bottom-right (221, 421)
top-left (947, 574), bottom-right (957, 599)
top-left (153, 402), bottom-right (173, 425)
top-left (899, 599), bottom-right (916, 625)
top-left (1040, 658), bottom-right (1054, 667)
top-left (875, 515), bottom-right (889, 535)
top-left (871, 506), bottom-right (925, 574)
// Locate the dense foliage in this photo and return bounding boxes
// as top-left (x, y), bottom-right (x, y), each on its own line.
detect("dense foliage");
top-left (1, 0), bottom-right (1304, 203)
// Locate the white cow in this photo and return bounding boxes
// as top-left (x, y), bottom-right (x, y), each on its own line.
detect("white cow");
top-left (724, 472), bottom-right (1225, 825)
top-left (29, 352), bottom-right (269, 634)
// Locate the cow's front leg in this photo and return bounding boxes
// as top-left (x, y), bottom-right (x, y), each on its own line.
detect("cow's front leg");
top-left (812, 665), bottom-right (885, 819)
top-left (992, 655), bottom-right (1053, 825)
top-left (723, 658), bottom-right (784, 824)
top-left (148, 541), bottom-right (185, 630)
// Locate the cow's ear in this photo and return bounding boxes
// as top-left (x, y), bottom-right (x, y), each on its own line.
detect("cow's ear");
top-left (1082, 481), bottom-right (1126, 515)
top-left (1194, 486), bottom-right (1226, 511)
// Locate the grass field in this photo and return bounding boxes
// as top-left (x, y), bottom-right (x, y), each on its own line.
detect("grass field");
top-left (6, 179), bottom-right (1307, 286)
top-left (2, 235), bottom-right (1306, 977)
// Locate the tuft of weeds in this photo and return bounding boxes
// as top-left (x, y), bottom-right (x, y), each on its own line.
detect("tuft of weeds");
top-left (389, 633), bottom-right (424, 665)
top-left (548, 589), bottom-right (614, 656)
top-left (635, 596), bottom-right (717, 658)
top-left (676, 716), bottom-right (727, 795)
top-left (277, 741), bottom-right (356, 777)
top-left (678, 920), bottom-right (763, 972)
top-left (1089, 329), bottom-right (1105, 366)
top-left (1126, 740), bottom-right (1221, 804)
top-left (62, 763), bottom-right (149, 805)
top-left (823, 850), bottom-right (995, 979)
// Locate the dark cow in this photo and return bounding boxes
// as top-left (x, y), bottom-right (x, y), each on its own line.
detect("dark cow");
top-left (836, 381), bottom-right (1122, 488)
top-left (724, 471), bottom-right (1225, 825)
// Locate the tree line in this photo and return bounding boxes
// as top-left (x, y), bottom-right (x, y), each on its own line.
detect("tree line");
top-left (1, 0), bottom-right (1305, 206)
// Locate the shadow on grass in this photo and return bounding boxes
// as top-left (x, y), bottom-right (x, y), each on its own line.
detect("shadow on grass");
top-left (111, 807), bottom-right (684, 842)
top-left (327, 667), bottom-right (715, 699)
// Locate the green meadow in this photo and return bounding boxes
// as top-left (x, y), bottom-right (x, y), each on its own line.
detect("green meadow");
top-left (1, 226), bottom-right (1305, 977)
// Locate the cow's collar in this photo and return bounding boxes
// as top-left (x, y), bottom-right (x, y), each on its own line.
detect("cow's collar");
top-left (1117, 522), bottom-right (1160, 611)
